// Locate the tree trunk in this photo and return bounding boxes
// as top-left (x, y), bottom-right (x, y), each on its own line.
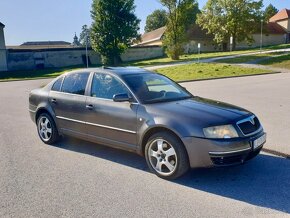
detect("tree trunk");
top-left (233, 37), bottom-right (236, 51)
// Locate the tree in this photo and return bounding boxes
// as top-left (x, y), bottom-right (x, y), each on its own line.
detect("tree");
top-left (91, 0), bottom-right (140, 66)
top-left (197, 0), bottom-right (263, 51)
top-left (145, 9), bottom-right (167, 32)
top-left (160, 0), bottom-right (199, 60)
top-left (79, 25), bottom-right (91, 47)
top-left (263, 4), bottom-right (278, 22)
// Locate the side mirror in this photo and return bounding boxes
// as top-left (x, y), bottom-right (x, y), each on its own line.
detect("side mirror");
top-left (113, 93), bottom-right (131, 102)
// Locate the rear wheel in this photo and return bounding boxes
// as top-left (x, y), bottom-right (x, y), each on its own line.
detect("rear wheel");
top-left (37, 113), bottom-right (60, 144)
top-left (145, 132), bottom-right (189, 180)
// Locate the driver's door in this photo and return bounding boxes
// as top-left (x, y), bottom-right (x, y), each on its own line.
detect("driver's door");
top-left (85, 72), bottom-right (138, 150)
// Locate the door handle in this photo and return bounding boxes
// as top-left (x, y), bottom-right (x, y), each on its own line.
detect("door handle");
top-left (51, 98), bottom-right (57, 104)
top-left (86, 104), bottom-right (94, 110)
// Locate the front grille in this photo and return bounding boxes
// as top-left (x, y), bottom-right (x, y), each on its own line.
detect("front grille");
top-left (211, 155), bottom-right (244, 165)
top-left (210, 147), bottom-right (262, 166)
top-left (237, 116), bottom-right (261, 136)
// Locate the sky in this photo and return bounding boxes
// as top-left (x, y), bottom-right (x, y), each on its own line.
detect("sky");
top-left (0, 0), bottom-right (289, 45)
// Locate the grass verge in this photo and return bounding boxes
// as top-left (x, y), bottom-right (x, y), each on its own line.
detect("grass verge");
top-left (126, 50), bottom-right (258, 67)
top-left (154, 63), bottom-right (273, 82)
top-left (259, 54), bottom-right (290, 69)
top-left (215, 53), bottom-right (276, 64)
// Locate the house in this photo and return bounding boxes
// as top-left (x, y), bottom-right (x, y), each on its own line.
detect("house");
top-left (237, 8), bottom-right (290, 49)
top-left (236, 22), bottom-right (287, 49)
top-left (137, 9), bottom-right (290, 51)
top-left (136, 26), bottom-right (166, 47)
top-left (136, 24), bottom-right (216, 52)
top-left (269, 8), bottom-right (290, 43)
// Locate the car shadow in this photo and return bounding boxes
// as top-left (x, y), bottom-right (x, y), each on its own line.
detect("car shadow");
top-left (55, 137), bottom-right (290, 214)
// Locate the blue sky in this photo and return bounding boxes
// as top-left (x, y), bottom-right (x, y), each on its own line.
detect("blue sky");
top-left (0, 0), bottom-right (288, 45)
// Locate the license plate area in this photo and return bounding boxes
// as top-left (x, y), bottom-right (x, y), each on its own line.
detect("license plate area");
top-left (253, 133), bottom-right (266, 150)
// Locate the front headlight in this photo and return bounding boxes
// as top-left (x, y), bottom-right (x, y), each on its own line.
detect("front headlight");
top-left (203, 125), bottom-right (238, 139)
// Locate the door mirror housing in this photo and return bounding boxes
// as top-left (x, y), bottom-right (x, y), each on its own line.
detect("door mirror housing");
top-left (113, 93), bottom-right (132, 102)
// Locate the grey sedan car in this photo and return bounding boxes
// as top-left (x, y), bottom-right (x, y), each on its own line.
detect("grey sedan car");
top-left (29, 67), bottom-right (266, 179)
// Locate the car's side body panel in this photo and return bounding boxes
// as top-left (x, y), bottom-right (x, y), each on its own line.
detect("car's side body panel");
top-left (49, 91), bottom-right (88, 137)
top-left (84, 96), bottom-right (139, 151)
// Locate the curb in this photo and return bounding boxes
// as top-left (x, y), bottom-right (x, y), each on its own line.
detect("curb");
top-left (262, 148), bottom-right (290, 159)
top-left (177, 71), bottom-right (281, 83)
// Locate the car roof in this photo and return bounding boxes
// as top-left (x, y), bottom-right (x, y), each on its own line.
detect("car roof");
top-left (64, 67), bottom-right (152, 77)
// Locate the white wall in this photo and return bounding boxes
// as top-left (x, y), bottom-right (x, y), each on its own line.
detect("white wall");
top-left (6, 46), bottom-right (164, 71)
top-left (236, 34), bottom-right (287, 49)
top-left (0, 26), bottom-right (7, 71)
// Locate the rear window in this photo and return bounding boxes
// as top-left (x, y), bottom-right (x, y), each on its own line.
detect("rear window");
top-left (61, 73), bottom-right (90, 95)
top-left (51, 77), bottom-right (63, 91)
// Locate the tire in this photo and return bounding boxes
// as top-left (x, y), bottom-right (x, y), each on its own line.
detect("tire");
top-left (37, 113), bottom-right (60, 144)
top-left (145, 131), bottom-right (189, 180)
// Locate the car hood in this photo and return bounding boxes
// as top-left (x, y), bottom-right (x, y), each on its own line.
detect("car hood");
top-left (148, 97), bottom-right (251, 128)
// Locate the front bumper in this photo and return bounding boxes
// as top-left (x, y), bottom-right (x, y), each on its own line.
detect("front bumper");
top-left (182, 131), bottom-right (266, 168)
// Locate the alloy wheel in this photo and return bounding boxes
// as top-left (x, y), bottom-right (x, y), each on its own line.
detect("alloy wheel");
top-left (148, 139), bottom-right (177, 176)
top-left (38, 116), bottom-right (52, 142)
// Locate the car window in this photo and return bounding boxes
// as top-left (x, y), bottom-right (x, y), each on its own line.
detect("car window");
top-left (122, 73), bottom-right (192, 104)
top-left (91, 73), bottom-right (128, 99)
top-left (61, 73), bottom-right (90, 95)
top-left (51, 77), bottom-right (63, 91)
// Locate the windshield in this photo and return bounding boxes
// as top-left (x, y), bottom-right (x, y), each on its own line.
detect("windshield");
top-left (122, 73), bottom-right (192, 104)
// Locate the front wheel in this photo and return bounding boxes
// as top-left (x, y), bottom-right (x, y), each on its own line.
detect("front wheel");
top-left (37, 113), bottom-right (60, 144)
top-left (145, 132), bottom-right (189, 180)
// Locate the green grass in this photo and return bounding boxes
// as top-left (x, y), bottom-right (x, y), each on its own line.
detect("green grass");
top-left (154, 63), bottom-right (273, 82)
top-left (264, 44), bottom-right (290, 50)
top-left (126, 50), bottom-right (259, 67)
top-left (215, 52), bottom-right (288, 64)
top-left (216, 53), bottom-right (275, 64)
top-left (259, 54), bottom-right (290, 69)
top-left (128, 44), bottom-right (290, 67)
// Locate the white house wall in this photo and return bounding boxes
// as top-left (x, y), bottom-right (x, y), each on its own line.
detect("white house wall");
top-left (236, 34), bottom-right (287, 49)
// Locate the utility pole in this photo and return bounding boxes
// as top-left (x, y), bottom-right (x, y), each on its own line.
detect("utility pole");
top-left (85, 26), bottom-right (89, 68)
top-left (197, 43), bottom-right (201, 63)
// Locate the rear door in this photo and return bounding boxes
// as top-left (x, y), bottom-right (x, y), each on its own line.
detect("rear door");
top-left (85, 72), bottom-right (138, 150)
top-left (49, 72), bottom-right (90, 137)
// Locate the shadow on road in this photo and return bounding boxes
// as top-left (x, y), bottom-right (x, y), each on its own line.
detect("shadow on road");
top-left (56, 137), bottom-right (290, 214)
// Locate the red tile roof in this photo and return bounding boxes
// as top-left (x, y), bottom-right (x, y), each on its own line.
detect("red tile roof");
top-left (266, 22), bottom-right (287, 34)
top-left (139, 26), bottom-right (166, 45)
top-left (186, 24), bottom-right (213, 40)
top-left (269, 9), bottom-right (290, 22)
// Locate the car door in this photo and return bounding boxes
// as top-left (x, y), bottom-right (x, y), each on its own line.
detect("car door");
top-left (85, 72), bottom-right (138, 150)
top-left (49, 72), bottom-right (90, 137)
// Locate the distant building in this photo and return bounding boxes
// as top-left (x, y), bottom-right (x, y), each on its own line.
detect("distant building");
top-left (0, 22), bottom-right (8, 71)
top-left (136, 9), bottom-right (290, 51)
top-left (72, 33), bottom-right (81, 47)
top-left (269, 8), bottom-right (290, 43)
top-left (136, 27), bottom-right (166, 47)
top-left (17, 41), bottom-right (72, 49)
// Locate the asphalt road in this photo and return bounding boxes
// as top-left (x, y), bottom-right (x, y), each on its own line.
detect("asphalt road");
top-left (0, 76), bottom-right (289, 217)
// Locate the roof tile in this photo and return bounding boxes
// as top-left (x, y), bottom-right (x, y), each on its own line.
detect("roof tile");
top-left (269, 9), bottom-right (290, 22)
